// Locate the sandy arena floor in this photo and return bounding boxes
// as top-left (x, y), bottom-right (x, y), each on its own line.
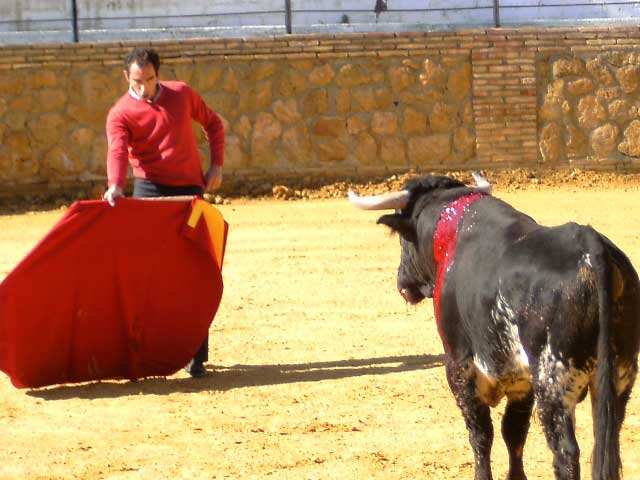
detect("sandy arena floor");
top-left (1, 177), bottom-right (640, 479)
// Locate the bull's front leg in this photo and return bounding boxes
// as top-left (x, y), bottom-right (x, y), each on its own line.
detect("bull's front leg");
top-left (502, 391), bottom-right (534, 480)
top-left (446, 357), bottom-right (494, 480)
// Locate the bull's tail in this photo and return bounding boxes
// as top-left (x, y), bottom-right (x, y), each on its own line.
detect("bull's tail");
top-left (592, 245), bottom-right (622, 480)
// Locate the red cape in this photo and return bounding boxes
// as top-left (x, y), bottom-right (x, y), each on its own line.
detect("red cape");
top-left (0, 198), bottom-right (227, 388)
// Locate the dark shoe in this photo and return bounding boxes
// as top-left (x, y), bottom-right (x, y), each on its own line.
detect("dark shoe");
top-left (184, 360), bottom-right (207, 378)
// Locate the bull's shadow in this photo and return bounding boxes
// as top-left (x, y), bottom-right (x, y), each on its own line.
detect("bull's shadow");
top-left (27, 354), bottom-right (445, 400)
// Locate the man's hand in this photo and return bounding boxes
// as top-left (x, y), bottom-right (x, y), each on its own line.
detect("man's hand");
top-left (103, 184), bottom-right (124, 206)
top-left (205, 165), bottom-right (223, 192)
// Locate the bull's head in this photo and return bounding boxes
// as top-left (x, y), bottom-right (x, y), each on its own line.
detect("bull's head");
top-left (348, 172), bottom-right (491, 305)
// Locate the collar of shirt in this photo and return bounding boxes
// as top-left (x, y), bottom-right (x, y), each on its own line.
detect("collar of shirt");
top-left (128, 83), bottom-right (163, 103)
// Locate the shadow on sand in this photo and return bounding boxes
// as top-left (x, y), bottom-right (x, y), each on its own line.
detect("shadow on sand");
top-left (27, 353), bottom-right (445, 400)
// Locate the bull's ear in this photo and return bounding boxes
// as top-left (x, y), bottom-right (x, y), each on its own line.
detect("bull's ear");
top-left (377, 214), bottom-right (417, 243)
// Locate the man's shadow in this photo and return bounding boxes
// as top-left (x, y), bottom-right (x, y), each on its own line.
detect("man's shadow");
top-left (27, 354), bottom-right (445, 400)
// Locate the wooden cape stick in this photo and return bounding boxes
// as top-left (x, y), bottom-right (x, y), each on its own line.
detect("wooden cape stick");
top-left (137, 196), bottom-right (196, 202)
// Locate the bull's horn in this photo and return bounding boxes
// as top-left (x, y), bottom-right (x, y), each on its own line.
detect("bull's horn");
top-left (348, 189), bottom-right (410, 210)
top-left (472, 171), bottom-right (492, 194)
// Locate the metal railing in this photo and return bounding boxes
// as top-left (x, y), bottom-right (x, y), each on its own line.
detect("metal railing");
top-left (1, 1), bottom-right (639, 45)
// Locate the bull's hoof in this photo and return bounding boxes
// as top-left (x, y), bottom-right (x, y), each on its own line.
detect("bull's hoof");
top-left (184, 360), bottom-right (207, 378)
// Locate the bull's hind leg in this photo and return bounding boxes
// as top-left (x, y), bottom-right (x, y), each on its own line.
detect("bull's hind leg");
top-left (502, 391), bottom-right (534, 480)
top-left (533, 373), bottom-right (581, 480)
top-left (446, 359), bottom-right (494, 480)
top-left (536, 397), bottom-right (580, 479)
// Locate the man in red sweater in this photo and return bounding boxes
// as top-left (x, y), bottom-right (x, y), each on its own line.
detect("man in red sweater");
top-left (104, 47), bottom-right (225, 378)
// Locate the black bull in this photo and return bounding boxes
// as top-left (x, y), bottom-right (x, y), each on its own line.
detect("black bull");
top-left (350, 175), bottom-right (640, 480)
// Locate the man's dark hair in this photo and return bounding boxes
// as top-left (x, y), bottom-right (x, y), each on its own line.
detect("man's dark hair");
top-left (124, 48), bottom-right (160, 74)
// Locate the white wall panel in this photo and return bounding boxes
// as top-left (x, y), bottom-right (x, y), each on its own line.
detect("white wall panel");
top-left (1, 0), bottom-right (640, 44)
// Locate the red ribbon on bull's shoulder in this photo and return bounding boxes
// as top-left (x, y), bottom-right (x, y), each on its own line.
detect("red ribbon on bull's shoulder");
top-left (432, 192), bottom-right (485, 352)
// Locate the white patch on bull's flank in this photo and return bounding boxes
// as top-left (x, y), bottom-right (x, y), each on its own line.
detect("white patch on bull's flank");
top-left (489, 290), bottom-right (530, 370)
top-left (582, 253), bottom-right (592, 268)
top-left (536, 343), bottom-right (591, 412)
top-left (536, 353), bottom-right (592, 449)
top-left (473, 289), bottom-right (532, 404)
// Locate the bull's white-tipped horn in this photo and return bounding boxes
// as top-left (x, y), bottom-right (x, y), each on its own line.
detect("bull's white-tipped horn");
top-left (472, 171), bottom-right (492, 194)
top-left (348, 189), bottom-right (410, 210)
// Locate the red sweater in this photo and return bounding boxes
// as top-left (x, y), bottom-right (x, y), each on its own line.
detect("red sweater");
top-left (106, 81), bottom-right (224, 189)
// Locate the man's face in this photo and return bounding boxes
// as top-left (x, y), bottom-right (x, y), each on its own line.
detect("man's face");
top-left (124, 62), bottom-right (158, 102)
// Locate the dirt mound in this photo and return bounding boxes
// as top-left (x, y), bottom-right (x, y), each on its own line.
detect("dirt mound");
top-left (251, 168), bottom-right (640, 202)
top-left (2, 168), bottom-right (640, 215)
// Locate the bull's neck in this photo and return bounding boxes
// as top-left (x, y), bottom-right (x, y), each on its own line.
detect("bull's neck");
top-left (432, 192), bottom-right (486, 349)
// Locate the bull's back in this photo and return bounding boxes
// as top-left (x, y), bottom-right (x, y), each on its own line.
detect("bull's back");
top-left (445, 199), bottom-right (639, 400)
top-left (455, 221), bottom-right (604, 382)
top-left (502, 222), bottom-right (640, 368)
top-left (502, 223), bottom-right (603, 357)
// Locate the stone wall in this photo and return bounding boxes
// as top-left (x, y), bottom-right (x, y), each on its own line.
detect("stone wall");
top-left (1, 26), bottom-right (639, 197)
top-left (539, 51), bottom-right (640, 166)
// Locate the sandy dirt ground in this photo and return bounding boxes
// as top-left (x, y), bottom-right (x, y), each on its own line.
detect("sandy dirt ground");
top-left (1, 178), bottom-right (640, 479)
